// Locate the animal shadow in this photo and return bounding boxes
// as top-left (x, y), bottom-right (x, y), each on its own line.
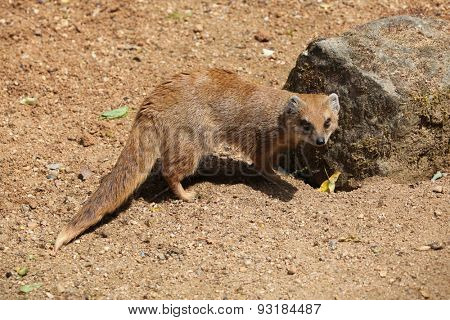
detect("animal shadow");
top-left (75, 155), bottom-right (297, 241)
top-left (138, 155), bottom-right (298, 203)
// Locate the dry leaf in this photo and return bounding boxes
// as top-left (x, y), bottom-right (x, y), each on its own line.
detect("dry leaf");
top-left (318, 171), bottom-right (341, 193)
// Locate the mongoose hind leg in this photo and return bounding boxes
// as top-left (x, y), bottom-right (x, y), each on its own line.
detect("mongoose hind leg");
top-left (162, 149), bottom-right (200, 202)
top-left (165, 177), bottom-right (197, 202)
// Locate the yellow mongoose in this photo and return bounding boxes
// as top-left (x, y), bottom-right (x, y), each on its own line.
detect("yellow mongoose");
top-left (55, 69), bottom-right (340, 251)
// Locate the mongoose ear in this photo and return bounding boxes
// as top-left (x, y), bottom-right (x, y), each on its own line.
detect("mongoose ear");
top-left (328, 93), bottom-right (340, 114)
top-left (285, 96), bottom-right (302, 115)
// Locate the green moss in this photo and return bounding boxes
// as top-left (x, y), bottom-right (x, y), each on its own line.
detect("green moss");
top-left (413, 88), bottom-right (450, 127)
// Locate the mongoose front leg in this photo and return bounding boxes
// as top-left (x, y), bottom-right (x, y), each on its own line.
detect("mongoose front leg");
top-left (252, 153), bottom-right (284, 185)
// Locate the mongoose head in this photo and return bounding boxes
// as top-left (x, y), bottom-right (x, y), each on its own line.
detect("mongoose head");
top-left (283, 93), bottom-right (340, 147)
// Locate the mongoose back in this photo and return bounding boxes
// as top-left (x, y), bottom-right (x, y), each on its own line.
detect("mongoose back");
top-left (55, 69), bottom-right (340, 251)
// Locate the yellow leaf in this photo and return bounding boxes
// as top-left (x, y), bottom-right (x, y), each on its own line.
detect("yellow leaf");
top-left (328, 181), bottom-right (336, 193)
top-left (318, 171), bottom-right (341, 193)
top-left (318, 180), bottom-right (329, 192)
top-left (329, 171), bottom-right (341, 183)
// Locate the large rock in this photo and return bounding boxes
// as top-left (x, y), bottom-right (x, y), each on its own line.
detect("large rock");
top-left (284, 16), bottom-right (449, 188)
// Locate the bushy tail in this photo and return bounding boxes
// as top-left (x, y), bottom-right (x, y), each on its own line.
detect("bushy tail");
top-left (54, 121), bottom-right (159, 251)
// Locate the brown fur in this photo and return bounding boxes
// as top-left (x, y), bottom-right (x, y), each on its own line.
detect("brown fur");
top-left (54, 69), bottom-right (340, 251)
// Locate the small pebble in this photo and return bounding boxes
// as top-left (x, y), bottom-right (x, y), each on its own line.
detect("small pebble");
top-left (254, 30), bottom-right (271, 42)
top-left (56, 283), bottom-right (65, 293)
top-left (98, 231), bottom-right (108, 238)
top-left (431, 171), bottom-right (443, 182)
top-left (328, 239), bottom-right (338, 251)
top-left (432, 185), bottom-right (443, 193)
top-left (79, 134), bottom-right (95, 147)
top-left (47, 172), bottom-right (58, 180)
top-left (78, 166), bottom-right (93, 181)
top-left (157, 253), bottom-right (166, 260)
top-left (5, 271), bottom-right (12, 278)
top-left (193, 24), bottom-right (203, 33)
top-left (27, 221), bottom-right (39, 230)
top-left (433, 210), bottom-right (442, 218)
top-left (370, 245), bottom-right (381, 254)
top-left (379, 270), bottom-right (387, 278)
top-left (415, 245), bottom-right (431, 251)
top-left (28, 200), bottom-right (38, 209)
top-left (419, 289), bottom-right (430, 299)
top-left (45, 292), bottom-right (54, 299)
top-left (286, 267), bottom-right (296, 275)
top-left (429, 242), bottom-right (444, 250)
top-left (47, 163), bottom-right (61, 171)
top-left (262, 48), bottom-right (274, 57)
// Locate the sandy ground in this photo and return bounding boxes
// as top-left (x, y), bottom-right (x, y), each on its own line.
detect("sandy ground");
top-left (0, 0), bottom-right (448, 299)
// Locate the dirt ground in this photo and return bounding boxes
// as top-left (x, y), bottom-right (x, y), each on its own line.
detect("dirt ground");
top-left (0, 0), bottom-right (449, 300)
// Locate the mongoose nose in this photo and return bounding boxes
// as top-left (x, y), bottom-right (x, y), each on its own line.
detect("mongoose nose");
top-left (316, 137), bottom-right (325, 145)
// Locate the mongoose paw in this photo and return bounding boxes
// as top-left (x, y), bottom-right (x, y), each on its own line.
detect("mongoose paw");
top-left (180, 190), bottom-right (197, 202)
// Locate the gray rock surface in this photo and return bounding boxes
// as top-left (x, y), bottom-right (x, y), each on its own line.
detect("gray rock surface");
top-left (284, 15), bottom-right (449, 187)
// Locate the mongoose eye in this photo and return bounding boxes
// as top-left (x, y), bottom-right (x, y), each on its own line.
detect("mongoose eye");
top-left (324, 118), bottom-right (331, 129)
top-left (300, 120), bottom-right (312, 132)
